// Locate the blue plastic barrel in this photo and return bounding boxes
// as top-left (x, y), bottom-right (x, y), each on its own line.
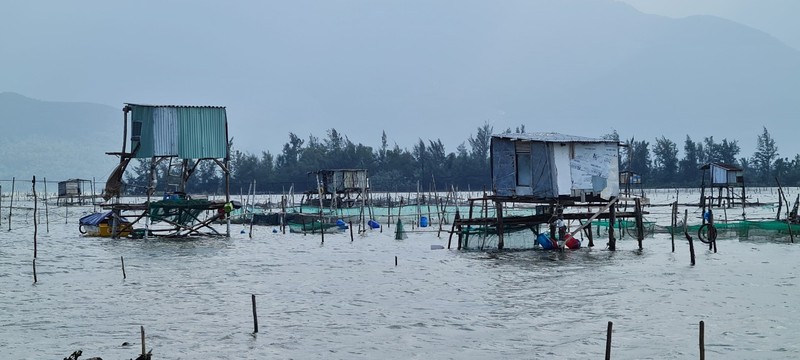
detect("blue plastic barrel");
top-left (419, 216), bottom-right (429, 227)
top-left (368, 219), bottom-right (380, 229)
top-left (537, 233), bottom-right (556, 250)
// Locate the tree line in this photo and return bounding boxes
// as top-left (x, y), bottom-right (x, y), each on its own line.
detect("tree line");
top-left (122, 125), bottom-right (796, 195)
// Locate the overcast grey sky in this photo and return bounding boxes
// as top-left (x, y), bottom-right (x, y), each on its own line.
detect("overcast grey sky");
top-left (2, 0), bottom-right (798, 160)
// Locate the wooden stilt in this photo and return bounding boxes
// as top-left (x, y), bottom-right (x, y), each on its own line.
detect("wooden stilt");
top-left (605, 321), bottom-right (613, 360)
top-left (608, 199), bottom-right (617, 251)
top-left (32, 176), bottom-right (38, 259)
top-left (496, 201), bottom-right (504, 250)
top-left (447, 210), bottom-right (459, 249)
top-left (684, 209), bottom-right (696, 266)
top-left (699, 320), bottom-right (705, 360)
top-left (634, 198), bottom-right (643, 250)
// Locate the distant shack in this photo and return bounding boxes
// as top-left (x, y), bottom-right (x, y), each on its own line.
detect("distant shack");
top-left (57, 178), bottom-right (95, 205)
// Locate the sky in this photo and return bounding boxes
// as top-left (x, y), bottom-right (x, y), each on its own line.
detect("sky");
top-left (1, 0), bottom-right (798, 161)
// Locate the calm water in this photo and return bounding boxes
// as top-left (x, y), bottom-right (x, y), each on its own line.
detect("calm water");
top-left (2, 188), bottom-right (799, 359)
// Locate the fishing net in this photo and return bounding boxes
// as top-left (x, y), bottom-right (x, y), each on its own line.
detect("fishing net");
top-left (395, 218), bottom-right (407, 240)
top-left (149, 199), bottom-right (213, 225)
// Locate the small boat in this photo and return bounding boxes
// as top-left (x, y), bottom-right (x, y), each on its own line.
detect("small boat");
top-left (79, 211), bottom-right (132, 237)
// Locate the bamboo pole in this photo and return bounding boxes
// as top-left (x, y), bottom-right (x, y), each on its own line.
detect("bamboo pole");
top-left (605, 321), bottom-right (613, 360)
top-left (671, 201), bottom-right (677, 252)
top-left (33, 258), bottom-right (37, 283)
top-left (684, 209), bottom-right (695, 266)
top-left (43, 178), bottom-right (49, 233)
top-left (252, 294), bottom-right (259, 333)
top-left (699, 320), bottom-right (705, 360)
top-left (141, 326), bottom-right (146, 357)
top-left (121, 256), bottom-right (127, 279)
top-left (8, 177), bottom-right (14, 231)
top-left (33, 176), bottom-right (38, 259)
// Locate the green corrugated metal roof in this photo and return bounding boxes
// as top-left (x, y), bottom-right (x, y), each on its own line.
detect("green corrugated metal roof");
top-left (127, 104), bottom-right (228, 159)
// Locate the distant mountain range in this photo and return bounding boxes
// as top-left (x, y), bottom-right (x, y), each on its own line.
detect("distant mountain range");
top-left (0, 92), bottom-right (120, 182)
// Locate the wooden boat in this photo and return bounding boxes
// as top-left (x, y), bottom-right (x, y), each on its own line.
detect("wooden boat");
top-left (79, 211), bottom-right (132, 237)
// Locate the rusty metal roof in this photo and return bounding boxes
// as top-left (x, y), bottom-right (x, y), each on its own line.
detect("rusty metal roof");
top-left (492, 132), bottom-right (617, 143)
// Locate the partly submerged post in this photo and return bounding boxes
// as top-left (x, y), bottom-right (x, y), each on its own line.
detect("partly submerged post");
top-left (140, 325), bottom-right (146, 358)
top-left (605, 321), bottom-right (613, 360)
top-left (495, 201), bottom-right (505, 250)
top-left (447, 209), bottom-right (459, 249)
top-left (32, 176), bottom-right (38, 259)
top-left (699, 320), bottom-right (705, 360)
top-left (43, 177), bottom-right (50, 233)
top-left (121, 256), bottom-right (127, 280)
top-left (634, 198), bottom-right (643, 249)
top-left (252, 294), bottom-right (259, 333)
top-left (671, 201), bottom-right (677, 252)
top-left (608, 199), bottom-right (617, 251)
top-left (8, 176), bottom-right (15, 231)
top-left (684, 209), bottom-right (696, 266)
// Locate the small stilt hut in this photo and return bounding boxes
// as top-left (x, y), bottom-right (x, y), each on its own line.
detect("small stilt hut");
top-left (450, 132), bottom-right (648, 251)
top-left (100, 103), bottom-right (237, 238)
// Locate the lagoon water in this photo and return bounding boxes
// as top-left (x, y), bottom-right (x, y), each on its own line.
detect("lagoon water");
top-left (2, 188), bottom-right (800, 359)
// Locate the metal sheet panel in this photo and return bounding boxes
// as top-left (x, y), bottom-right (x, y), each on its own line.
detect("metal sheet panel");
top-left (152, 107), bottom-right (179, 156)
top-left (491, 138), bottom-right (516, 196)
top-left (569, 143), bottom-right (619, 199)
top-left (177, 107), bottom-right (228, 159)
top-left (530, 142), bottom-right (555, 198)
top-left (130, 105), bottom-right (155, 158)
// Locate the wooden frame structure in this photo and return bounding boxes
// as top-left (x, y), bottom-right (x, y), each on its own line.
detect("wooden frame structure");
top-left (101, 103), bottom-right (235, 238)
top-left (449, 132), bottom-right (648, 251)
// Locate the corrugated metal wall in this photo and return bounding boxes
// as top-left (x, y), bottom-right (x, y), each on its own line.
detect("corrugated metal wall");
top-left (491, 138), bottom-right (516, 196)
top-left (129, 104), bottom-right (227, 159)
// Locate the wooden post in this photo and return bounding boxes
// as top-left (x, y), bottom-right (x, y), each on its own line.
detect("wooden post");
top-left (671, 201), bottom-right (677, 252)
top-left (608, 199), bottom-right (617, 251)
top-left (635, 198), bottom-right (643, 250)
top-left (587, 207), bottom-right (594, 247)
top-left (605, 321), bottom-right (613, 360)
top-left (496, 201), bottom-right (505, 250)
top-left (319, 212), bottom-right (325, 244)
top-left (32, 176), bottom-right (38, 259)
top-left (121, 256), bottom-right (127, 279)
top-left (252, 294), bottom-right (259, 333)
top-left (699, 320), bottom-right (705, 360)
top-left (448, 209), bottom-right (459, 249)
top-left (141, 325), bottom-right (146, 357)
top-left (8, 176), bottom-right (15, 231)
top-left (281, 196), bottom-right (286, 235)
top-left (684, 209), bottom-right (696, 266)
top-left (43, 178), bottom-right (49, 233)
top-left (465, 200), bottom-right (474, 250)
top-left (33, 258), bottom-right (37, 283)
top-left (349, 221), bottom-right (354, 242)
top-left (394, 256), bottom-right (398, 266)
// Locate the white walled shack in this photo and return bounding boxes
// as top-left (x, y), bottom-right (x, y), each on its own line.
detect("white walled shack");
top-left (491, 132), bottom-right (620, 200)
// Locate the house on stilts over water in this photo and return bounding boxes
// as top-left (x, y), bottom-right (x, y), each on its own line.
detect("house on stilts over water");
top-left (449, 132), bottom-right (649, 251)
top-left (97, 103), bottom-right (240, 238)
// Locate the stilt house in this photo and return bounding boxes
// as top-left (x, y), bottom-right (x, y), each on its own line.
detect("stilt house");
top-left (491, 132), bottom-right (620, 201)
